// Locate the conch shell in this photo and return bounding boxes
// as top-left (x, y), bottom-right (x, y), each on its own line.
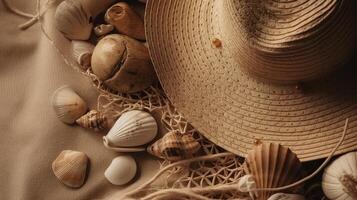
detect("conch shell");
top-left (245, 143), bottom-right (302, 200)
top-left (76, 110), bottom-right (111, 131)
top-left (94, 24), bottom-right (114, 37)
top-left (51, 85), bottom-right (88, 124)
top-left (52, 150), bottom-right (89, 188)
top-left (91, 34), bottom-right (156, 93)
top-left (71, 40), bottom-right (94, 70)
top-left (147, 131), bottom-right (201, 161)
top-left (105, 2), bottom-right (145, 40)
top-left (103, 110), bottom-right (158, 152)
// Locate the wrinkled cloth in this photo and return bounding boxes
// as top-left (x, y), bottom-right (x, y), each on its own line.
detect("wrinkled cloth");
top-left (0, 0), bottom-right (160, 199)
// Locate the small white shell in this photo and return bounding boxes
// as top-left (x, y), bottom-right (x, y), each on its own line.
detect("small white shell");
top-left (94, 24), bottom-right (114, 37)
top-left (72, 40), bottom-right (94, 70)
top-left (104, 155), bottom-right (137, 185)
top-left (52, 150), bottom-right (89, 188)
top-left (268, 193), bottom-right (305, 200)
top-left (237, 174), bottom-right (258, 199)
top-left (52, 85), bottom-right (88, 124)
top-left (103, 110), bottom-right (157, 152)
top-left (322, 151), bottom-right (357, 200)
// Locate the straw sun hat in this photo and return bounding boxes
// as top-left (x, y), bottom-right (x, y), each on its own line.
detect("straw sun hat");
top-left (145, 0), bottom-right (357, 161)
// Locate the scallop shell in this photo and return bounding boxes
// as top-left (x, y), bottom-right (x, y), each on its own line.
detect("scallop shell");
top-left (268, 193), bottom-right (305, 200)
top-left (103, 110), bottom-right (158, 152)
top-left (104, 155), bottom-right (137, 186)
top-left (147, 131), bottom-right (201, 161)
top-left (91, 34), bottom-right (156, 93)
top-left (245, 143), bottom-right (302, 200)
top-left (105, 2), bottom-right (145, 40)
top-left (52, 85), bottom-right (88, 124)
top-left (52, 150), bottom-right (89, 188)
top-left (55, 0), bottom-right (93, 40)
top-left (76, 110), bottom-right (109, 131)
top-left (94, 24), bottom-right (114, 37)
top-left (71, 40), bottom-right (94, 70)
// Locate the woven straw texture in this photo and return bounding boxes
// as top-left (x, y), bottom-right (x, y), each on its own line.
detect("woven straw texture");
top-left (145, 0), bottom-right (357, 161)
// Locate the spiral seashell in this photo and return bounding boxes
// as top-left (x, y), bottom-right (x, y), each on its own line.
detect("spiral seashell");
top-left (94, 24), bottom-right (114, 37)
top-left (52, 150), bottom-right (89, 188)
top-left (105, 2), bottom-right (145, 40)
top-left (52, 85), bottom-right (88, 124)
top-left (76, 110), bottom-right (109, 131)
top-left (104, 155), bottom-right (137, 186)
top-left (245, 143), bottom-right (302, 200)
top-left (55, 0), bottom-right (93, 40)
top-left (91, 34), bottom-right (156, 93)
top-left (147, 131), bottom-right (201, 161)
top-left (103, 110), bottom-right (158, 152)
top-left (71, 40), bottom-right (94, 70)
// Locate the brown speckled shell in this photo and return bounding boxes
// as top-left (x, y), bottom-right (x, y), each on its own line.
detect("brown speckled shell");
top-left (76, 110), bottom-right (109, 131)
top-left (246, 143), bottom-right (302, 200)
top-left (147, 131), bottom-right (201, 161)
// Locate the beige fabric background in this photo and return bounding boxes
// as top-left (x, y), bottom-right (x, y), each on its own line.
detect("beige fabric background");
top-left (0, 0), bottom-right (161, 199)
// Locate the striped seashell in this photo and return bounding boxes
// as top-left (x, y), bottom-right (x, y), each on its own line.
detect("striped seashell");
top-left (52, 150), bottom-right (89, 188)
top-left (246, 143), bottom-right (302, 200)
top-left (76, 110), bottom-right (108, 131)
top-left (147, 131), bottom-right (201, 161)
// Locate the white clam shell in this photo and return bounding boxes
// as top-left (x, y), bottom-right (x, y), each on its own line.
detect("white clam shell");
top-left (268, 193), bottom-right (305, 200)
top-left (55, 0), bottom-right (93, 40)
top-left (71, 40), bottom-right (94, 70)
top-left (104, 155), bottom-right (137, 186)
top-left (52, 150), bottom-right (89, 188)
top-left (103, 110), bottom-right (158, 152)
top-left (322, 151), bottom-right (357, 200)
top-left (52, 85), bottom-right (88, 124)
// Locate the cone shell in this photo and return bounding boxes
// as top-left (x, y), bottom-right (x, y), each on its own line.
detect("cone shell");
top-left (71, 40), bottom-right (94, 70)
top-left (147, 131), bottom-right (201, 161)
top-left (246, 143), bottom-right (302, 200)
top-left (104, 155), bottom-right (137, 185)
top-left (52, 85), bottom-right (88, 124)
top-left (52, 150), bottom-right (89, 188)
top-left (105, 2), bottom-right (145, 40)
top-left (55, 0), bottom-right (93, 40)
top-left (76, 110), bottom-right (108, 131)
top-left (103, 110), bottom-right (157, 148)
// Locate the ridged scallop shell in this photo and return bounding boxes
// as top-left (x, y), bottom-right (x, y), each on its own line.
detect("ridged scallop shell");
top-left (104, 155), bottom-right (137, 186)
top-left (147, 131), bottom-right (201, 161)
top-left (268, 193), bottom-right (305, 200)
top-left (103, 110), bottom-right (158, 152)
top-left (71, 40), bottom-right (94, 70)
top-left (76, 110), bottom-right (108, 131)
top-left (52, 85), bottom-right (88, 124)
top-left (55, 0), bottom-right (93, 40)
top-left (94, 24), bottom-right (114, 37)
top-left (105, 2), bottom-right (145, 40)
top-left (52, 150), bottom-right (89, 188)
top-left (245, 143), bottom-right (302, 200)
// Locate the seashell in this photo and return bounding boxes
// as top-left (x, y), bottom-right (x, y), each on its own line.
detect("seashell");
top-left (52, 150), bottom-right (89, 188)
top-left (267, 193), bottom-right (305, 200)
top-left (104, 155), bottom-right (137, 186)
top-left (322, 151), bottom-right (357, 200)
top-left (52, 85), bottom-right (88, 124)
top-left (71, 40), bottom-right (94, 70)
top-left (55, 0), bottom-right (93, 40)
top-left (245, 143), bottom-right (302, 200)
top-left (103, 110), bottom-right (158, 152)
top-left (79, 0), bottom-right (116, 18)
top-left (91, 34), bottom-right (156, 93)
top-left (76, 110), bottom-right (109, 131)
top-left (237, 174), bottom-right (258, 199)
top-left (105, 2), bottom-right (145, 40)
top-left (147, 131), bottom-right (201, 161)
top-left (94, 24), bottom-right (114, 37)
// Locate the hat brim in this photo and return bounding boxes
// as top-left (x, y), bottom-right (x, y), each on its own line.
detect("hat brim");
top-left (145, 0), bottom-right (357, 161)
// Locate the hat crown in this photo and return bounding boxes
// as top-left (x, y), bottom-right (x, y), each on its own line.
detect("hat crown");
top-left (221, 0), bottom-right (355, 84)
